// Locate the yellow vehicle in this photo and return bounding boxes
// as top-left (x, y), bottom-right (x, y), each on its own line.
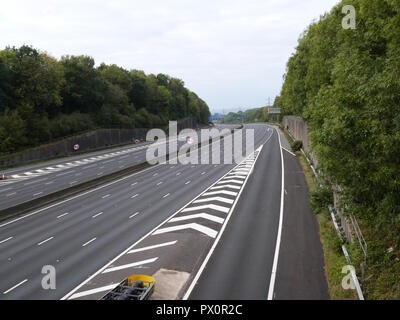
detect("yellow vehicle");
top-left (100, 275), bottom-right (156, 300)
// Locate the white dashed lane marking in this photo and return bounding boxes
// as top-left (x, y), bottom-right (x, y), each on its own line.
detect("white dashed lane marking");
top-left (3, 279), bottom-right (28, 294)
top-left (82, 238), bottom-right (97, 247)
top-left (37, 237), bottom-right (54, 246)
top-left (129, 212), bottom-right (139, 219)
top-left (57, 212), bottom-right (69, 219)
top-left (0, 237), bottom-right (13, 244)
top-left (92, 212), bottom-right (103, 218)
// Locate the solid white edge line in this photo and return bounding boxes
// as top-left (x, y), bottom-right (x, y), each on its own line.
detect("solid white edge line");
top-left (267, 127), bottom-right (285, 300)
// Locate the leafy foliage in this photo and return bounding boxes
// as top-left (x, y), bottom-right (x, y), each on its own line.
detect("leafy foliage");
top-left (280, 0), bottom-right (400, 234)
top-left (0, 46), bottom-right (210, 154)
top-left (310, 186), bottom-right (334, 216)
top-left (291, 140), bottom-right (303, 152)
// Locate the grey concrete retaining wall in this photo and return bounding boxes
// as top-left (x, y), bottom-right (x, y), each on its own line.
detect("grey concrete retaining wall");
top-left (282, 116), bottom-right (318, 167)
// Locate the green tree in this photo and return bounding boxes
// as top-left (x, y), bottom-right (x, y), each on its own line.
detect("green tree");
top-left (60, 55), bottom-right (105, 114)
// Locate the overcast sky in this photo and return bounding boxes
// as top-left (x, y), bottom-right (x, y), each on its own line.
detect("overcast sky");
top-left (0, 0), bottom-right (339, 114)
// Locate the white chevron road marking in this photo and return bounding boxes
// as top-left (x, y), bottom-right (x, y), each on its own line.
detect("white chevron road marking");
top-left (182, 204), bottom-right (230, 214)
top-left (169, 213), bottom-right (224, 224)
top-left (193, 197), bottom-right (234, 205)
top-left (225, 175), bottom-right (247, 180)
top-left (230, 169), bottom-right (249, 174)
top-left (210, 184), bottom-right (241, 190)
top-left (127, 241), bottom-right (177, 254)
top-left (203, 190), bottom-right (238, 197)
top-left (69, 284), bottom-right (118, 300)
top-left (102, 257), bottom-right (158, 274)
top-left (217, 179), bottom-right (244, 185)
top-left (153, 223), bottom-right (218, 238)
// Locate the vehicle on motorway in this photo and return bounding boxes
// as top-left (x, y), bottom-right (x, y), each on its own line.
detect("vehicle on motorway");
top-left (100, 275), bottom-right (156, 300)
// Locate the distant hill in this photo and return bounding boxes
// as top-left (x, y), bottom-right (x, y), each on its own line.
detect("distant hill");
top-left (222, 107), bottom-right (265, 124)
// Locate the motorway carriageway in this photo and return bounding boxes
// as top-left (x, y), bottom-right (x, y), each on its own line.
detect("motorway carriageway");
top-left (0, 124), bottom-right (238, 211)
top-left (0, 124), bottom-right (273, 299)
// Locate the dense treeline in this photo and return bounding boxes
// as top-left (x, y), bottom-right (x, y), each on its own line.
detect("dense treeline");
top-left (280, 0), bottom-right (400, 298)
top-left (280, 0), bottom-right (400, 235)
top-left (0, 45), bottom-right (210, 154)
top-left (223, 107), bottom-right (264, 123)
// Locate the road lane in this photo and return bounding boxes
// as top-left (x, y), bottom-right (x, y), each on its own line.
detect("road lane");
top-left (188, 128), bottom-right (282, 299)
top-left (0, 124), bottom-right (272, 299)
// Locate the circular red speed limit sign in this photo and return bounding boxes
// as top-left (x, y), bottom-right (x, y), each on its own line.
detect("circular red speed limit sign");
top-left (73, 144), bottom-right (80, 151)
top-left (186, 137), bottom-right (194, 145)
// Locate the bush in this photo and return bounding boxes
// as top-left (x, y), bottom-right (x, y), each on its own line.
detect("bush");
top-left (291, 140), bottom-right (303, 152)
top-left (311, 186), bottom-right (333, 215)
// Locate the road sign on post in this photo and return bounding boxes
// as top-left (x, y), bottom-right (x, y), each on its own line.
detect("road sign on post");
top-left (73, 144), bottom-right (80, 151)
top-left (268, 108), bottom-right (281, 123)
top-left (268, 108), bottom-right (281, 114)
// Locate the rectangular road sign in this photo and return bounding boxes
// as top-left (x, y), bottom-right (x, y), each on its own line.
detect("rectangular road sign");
top-left (268, 108), bottom-right (281, 114)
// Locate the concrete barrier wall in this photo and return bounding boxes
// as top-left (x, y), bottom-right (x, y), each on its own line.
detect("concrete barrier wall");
top-left (0, 118), bottom-right (196, 168)
top-left (282, 116), bottom-right (318, 166)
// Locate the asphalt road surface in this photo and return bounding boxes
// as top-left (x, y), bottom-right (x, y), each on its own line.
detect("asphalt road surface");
top-left (0, 124), bottom-right (238, 211)
top-left (0, 124), bottom-right (271, 299)
top-left (0, 124), bottom-right (328, 300)
top-left (188, 128), bottom-right (329, 300)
